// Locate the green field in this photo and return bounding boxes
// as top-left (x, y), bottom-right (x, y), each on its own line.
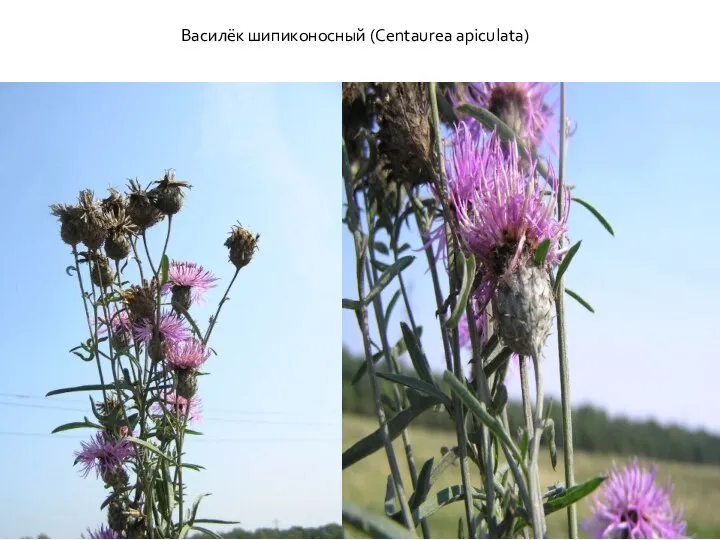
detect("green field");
top-left (343, 413), bottom-right (720, 538)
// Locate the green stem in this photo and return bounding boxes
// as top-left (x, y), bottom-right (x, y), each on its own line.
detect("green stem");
top-left (203, 267), bottom-right (240, 346)
top-left (555, 82), bottom-right (578, 538)
top-left (343, 139), bottom-right (416, 536)
top-left (429, 82), bottom-right (475, 538)
top-left (519, 356), bottom-right (545, 538)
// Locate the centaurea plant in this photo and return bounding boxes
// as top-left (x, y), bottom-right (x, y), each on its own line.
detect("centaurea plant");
top-left (341, 83), bottom-right (633, 539)
top-left (49, 170), bottom-right (259, 538)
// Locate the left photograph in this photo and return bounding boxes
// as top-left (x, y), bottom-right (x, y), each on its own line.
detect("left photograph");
top-left (0, 83), bottom-right (341, 539)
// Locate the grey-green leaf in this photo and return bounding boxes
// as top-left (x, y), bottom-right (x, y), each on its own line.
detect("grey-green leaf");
top-left (364, 256), bottom-right (414, 306)
top-left (534, 238), bottom-right (551, 266)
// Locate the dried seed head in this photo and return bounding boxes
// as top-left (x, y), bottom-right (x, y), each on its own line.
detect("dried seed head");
top-left (176, 369), bottom-right (198, 400)
top-left (148, 169), bottom-right (192, 216)
top-left (90, 253), bottom-right (115, 288)
top-left (492, 257), bottom-right (554, 358)
top-left (50, 203), bottom-right (85, 246)
top-left (224, 223), bottom-right (259, 270)
top-left (121, 280), bottom-right (158, 323)
top-left (375, 83), bottom-right (435, 187)
top-left (171, 285), bottom-right (192, 312)
top-left (96, 394), bottom-right (123, 423)
top-left (126, 179), bottom-right (164, 231)
top-left (105, 231), bottom-right (131, 261)
top-left (77, 190), bottom-right (110, 250)
top-left (101, 188), bottom-right (127, 220)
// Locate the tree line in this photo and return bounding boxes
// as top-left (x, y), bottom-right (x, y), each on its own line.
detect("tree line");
top-left (343, 347), bottom-right (720, 465)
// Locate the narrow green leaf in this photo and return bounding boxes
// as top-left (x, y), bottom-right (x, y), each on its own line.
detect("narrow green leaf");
top-left (445, 253), bottom-right (476, 329)
top-left (193, 519), bottom-right (242, 525)
top-left (513, 476), bottom-right (606, 532)
top-left (160, 254), bottom-right (170, 285)
top-left (519, 430), bottom-right (530, 462)
top-left (342, 298), bottom-right (362, 310)
top-left (544, 418), bottom-right (558, 471)
top-left (65, 265), bottom-right (77, 276)
top-left (342, 396), bottom-right (439, 469)
top-left (534, 238), bottom-right (551, 266)
top-left (408, 458), bottom-right (434, 510)
top-left (46, 383), bottom-right (129, 397)
top-left (565, 288), bottom-right (595, 313)
top-left (457, 517), bottom-right (465, 539)
top-left (126, 436), bottom-right (175, 464)
top-left (51, 420), bottom-right (102, 434)
top-left (364, 256), bottom-right (414, 306)
top-left (189, 526), bottom-right (222, 539)
top-left (400, 322), bottom-right (433, 384)
top-left (374, 241), bottom-right (389, 255)
top-left (384, 474), bottom-right (396, 517)
top-left (343, 499), bottom-right (414, 539)
top-left (572, 197), bottom-right (615, 236)
top-left (372, 259), bottom-right (390, 273)
top-left (443, 371), bottom-right (522, 465)
top-left (554, 241), bottom-right (582, 293)
top-left (376, 371), bottom-right (452, 410)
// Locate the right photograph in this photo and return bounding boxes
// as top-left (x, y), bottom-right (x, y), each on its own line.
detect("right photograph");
top-left (341, 83), bottom-right (720, 539)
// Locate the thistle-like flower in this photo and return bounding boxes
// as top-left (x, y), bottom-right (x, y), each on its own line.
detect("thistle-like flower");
top-left (126, 179), bottom-right (163, 231)
top-left (151, 391), bottom-right (203, 423)
top-left (104, 205), bottom-right (137, 262)
top-left (444, 125), bottom-right (569, 357)
top-left (74, 431), bottom-right (133, 479)
top-left (121, 280), bottom-right (159, 323)
top-left (50, 203), bottom-right (85, 246)
top-left (89, 252), bottom-right (115, 288)
top-left (162, 260), bottom-right (218, 310)
top-left (450, 82), bottom-right (556, 152)
top-left (148, 169), bottom-right (192, 216)
top-left (133, 311), bottom-right (190, 361)
top-left (225, 222), bottom-right (259, 270)
top-left (582, 458), bottom-right (688, 539)
top-left (77, 190), bottom-right (110, 250)
top-left (166, 338), bottom-right (209, 371)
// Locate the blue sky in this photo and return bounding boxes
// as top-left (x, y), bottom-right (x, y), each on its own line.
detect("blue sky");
top-left (343, 83), bottom-right (720, 435)
top-left (0, 83), bottom-right (340, 538)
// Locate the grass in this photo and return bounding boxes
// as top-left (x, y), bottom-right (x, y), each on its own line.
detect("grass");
top-left (343, 413), bottom-right (720, 538)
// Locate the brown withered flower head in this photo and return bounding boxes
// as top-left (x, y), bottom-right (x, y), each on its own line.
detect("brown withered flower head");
top-left (375, 83), bottom-right (436, 188)
top-left (101, 188), bottom-right (127, 220)
top-left (126, 179), bottom-right (164, 231)
top-left (121, 279), bottom-right (159, 323)
top-left (342, 82), bottom-right (375, 167)
top-left (50, 203), bottom-right (85, 246)
top-left (148, 169), bottom-right (192, 216)
top-left (89, 251), bottom-right (116, 288)
top-left (104, 208), bottom-right (137, 261)
top-left (77, 190), bottom-right (110, 250)
top-left (224, 222), bottom-right (259, 271)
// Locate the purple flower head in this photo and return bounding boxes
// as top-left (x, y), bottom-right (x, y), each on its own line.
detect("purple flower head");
top-left (166, 337), bottom-right (210, 370)
top-left (442, 125), bottom-right (569, 303)
top-left (151, 391), bottom-right (203, 423)
top-left (132, 310), bottom-right (190, 345)
top-left (450, 82), bottom-right (556, 152)
top-left (73, 430), bottom-right (133, 479)
top-left (97, 308), bottom-right (134, 348)
top-left (162, 260), bottom-right (218, 304)
top-left (84, 524), bottom-right (122, 539)
top-left (582, 458), bottom-right (688, 539)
